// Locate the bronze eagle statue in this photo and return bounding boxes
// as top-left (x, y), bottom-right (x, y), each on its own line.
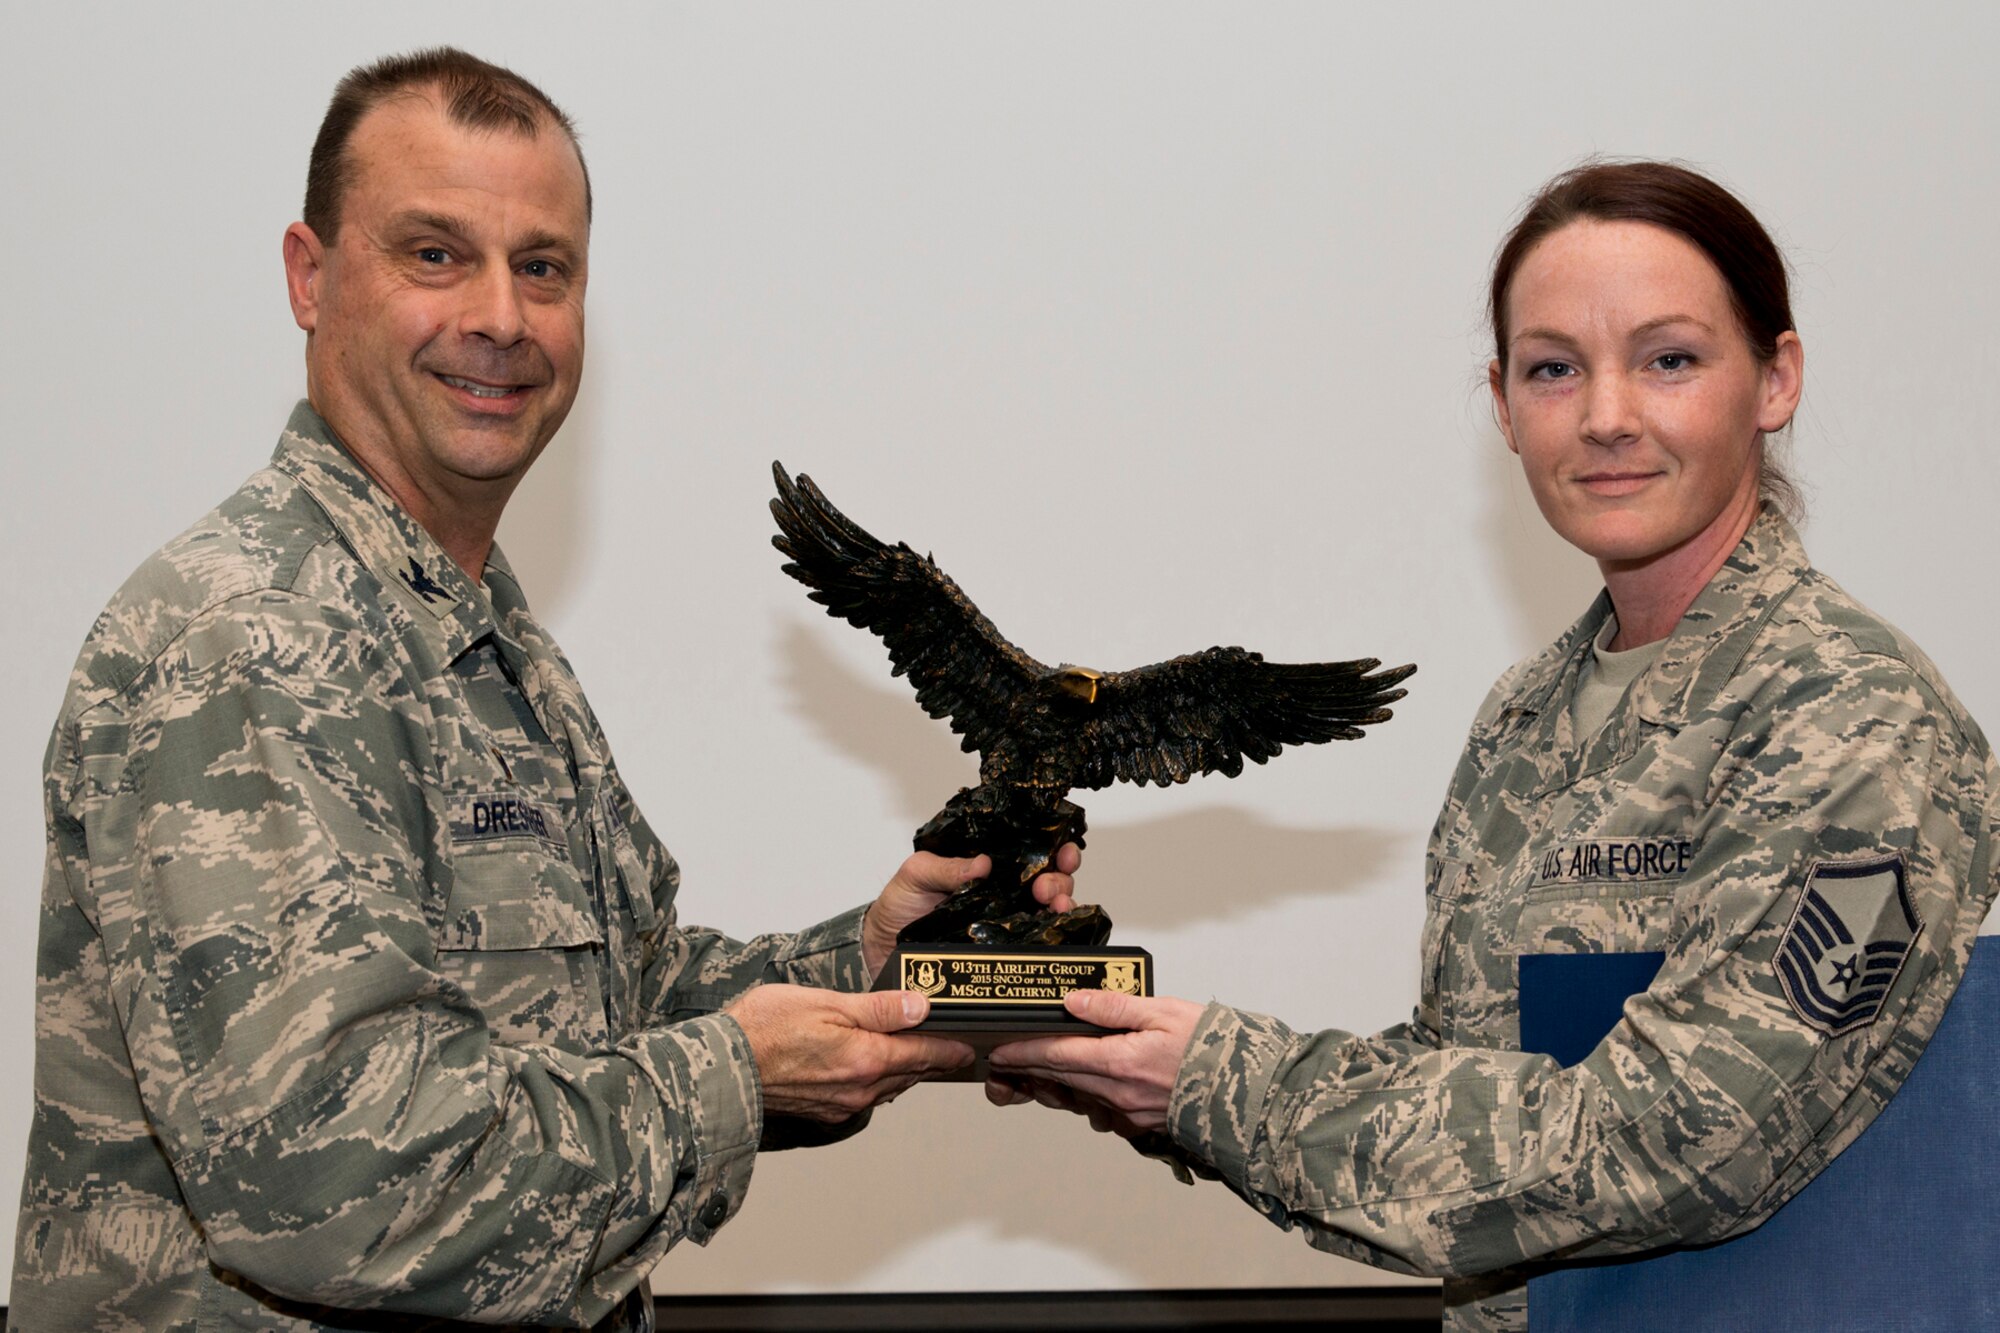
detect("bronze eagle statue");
top-left (771, 463), bottom-right (1414, 948)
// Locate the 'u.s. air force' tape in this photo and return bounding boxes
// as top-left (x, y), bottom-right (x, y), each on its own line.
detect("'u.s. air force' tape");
top-left (1529, 836), bottom-right (1696, 889)
top-left (447, 792), bottom-right (568, 853)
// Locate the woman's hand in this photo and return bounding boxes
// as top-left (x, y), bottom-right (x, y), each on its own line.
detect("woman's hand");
top-left (984, 990), bottom-right (1203, 1135)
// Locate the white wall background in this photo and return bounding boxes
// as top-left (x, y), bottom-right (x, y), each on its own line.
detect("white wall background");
top-left (4, 0), bottom-right (1996, 1304)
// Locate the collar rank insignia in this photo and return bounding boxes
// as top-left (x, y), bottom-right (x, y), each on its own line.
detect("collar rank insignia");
top-left (1775, 853), bottom-right (1920, 1038)
top-left (402, 555), bottom-right (453, 605)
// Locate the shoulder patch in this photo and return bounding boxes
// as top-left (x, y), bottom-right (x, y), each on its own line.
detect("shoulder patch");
top-left (1774, 853), bottom-right (1920, 1037)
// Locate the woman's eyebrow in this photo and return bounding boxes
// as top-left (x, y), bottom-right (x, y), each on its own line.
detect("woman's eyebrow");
top-left (1628, 314), bottom-right (1715, 339)
top-left (1510, 325), bottom-right (1580, 350)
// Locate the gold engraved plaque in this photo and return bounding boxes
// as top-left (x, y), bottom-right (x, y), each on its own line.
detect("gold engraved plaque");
top-left (895, 950), bottom-right (1150, 1005)
top-left (873, 944), bottom-right (1153, 1080)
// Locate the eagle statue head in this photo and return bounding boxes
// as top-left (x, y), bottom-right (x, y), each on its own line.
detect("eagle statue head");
top-left (1051, 665), bottom-right (1104, 705)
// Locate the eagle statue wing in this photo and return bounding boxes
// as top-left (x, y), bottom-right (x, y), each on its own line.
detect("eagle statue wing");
top-left (1068, 648), bottom-right (1414, 789)
top-left (771, 462), bottom-right (1047, 754)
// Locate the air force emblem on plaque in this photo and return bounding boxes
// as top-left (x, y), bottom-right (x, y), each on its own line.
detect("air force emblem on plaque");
top-left (1775, 853), bottom-right (1921, 1037)
top-left (909, 959), bottom-right (948, 997)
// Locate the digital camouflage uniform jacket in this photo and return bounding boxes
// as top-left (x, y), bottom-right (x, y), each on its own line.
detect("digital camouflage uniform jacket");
top-left (16, 403), bottom-right (873, 1331)
top-left (1167, 512), bottom-right (1999, 1330)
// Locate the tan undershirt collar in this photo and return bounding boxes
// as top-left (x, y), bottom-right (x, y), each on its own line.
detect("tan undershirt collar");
top-left (1571, 616), bottom-right (1666, 739)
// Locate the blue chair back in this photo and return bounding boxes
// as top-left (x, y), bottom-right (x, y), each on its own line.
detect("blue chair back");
top-left (1526, 934), bottom-right (2000, 1331)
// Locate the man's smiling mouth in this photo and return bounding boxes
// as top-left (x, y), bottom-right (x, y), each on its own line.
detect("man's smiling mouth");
top-left (437, 374), bottom-right (521, 399)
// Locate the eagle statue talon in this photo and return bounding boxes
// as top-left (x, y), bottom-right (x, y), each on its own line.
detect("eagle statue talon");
top-left (970, 904), bottom-right (1114, 947)
top-left (913, 788), bottom-right (1087, 879)
top-left (771, 462), bottom-right (1414, 950)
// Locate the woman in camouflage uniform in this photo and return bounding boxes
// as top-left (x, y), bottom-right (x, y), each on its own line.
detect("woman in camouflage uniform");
top-left (988, 161), bottom-right (2000, 1331)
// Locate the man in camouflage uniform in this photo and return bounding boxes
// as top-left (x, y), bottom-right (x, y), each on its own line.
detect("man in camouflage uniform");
top-left (15, 48), bottom-right (1076, 1330)
top-left (992, 511), bottom-right (1999, 1329)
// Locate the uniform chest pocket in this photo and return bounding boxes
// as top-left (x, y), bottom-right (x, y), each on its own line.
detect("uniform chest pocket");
top-left (1514, 874), bottom-right (1680, 1068)
top-left (436, 846), bottom-right (609, 1050)
top-left (1514, 883), bottom-right (1680, 957)
top-left (1514, 830), bottom-right (1696, 955)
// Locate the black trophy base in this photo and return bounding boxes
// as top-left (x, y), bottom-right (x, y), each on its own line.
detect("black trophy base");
top-left (873, 943), bottom-right (1153, 1082)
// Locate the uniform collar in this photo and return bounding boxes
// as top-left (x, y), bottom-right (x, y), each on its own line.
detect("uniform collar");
top-left (270, 399), bottom-right (501, 663)
top-left (1499, 590), bottom-right (1614, 724)
top-left (1505, 509), bottom-right (1811, 729)
top-left (1630, 509), bottom-right (1809, 726)
top-left (480, 544), bottom-right (533, 626)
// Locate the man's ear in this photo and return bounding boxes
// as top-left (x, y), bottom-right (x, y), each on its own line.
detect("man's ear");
top-left (283, 222), bottom-right (325, 333)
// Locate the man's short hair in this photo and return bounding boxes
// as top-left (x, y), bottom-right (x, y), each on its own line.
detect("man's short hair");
top-left (303, 46), bottom-right (592, 243)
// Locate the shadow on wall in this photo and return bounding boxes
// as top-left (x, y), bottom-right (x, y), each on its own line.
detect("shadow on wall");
top-left (777, 618), bottom-right (981, 826)
top-left (1075, 807), bottom-right (1403, 930)
top-left (493, 384), bottom-right (599, 617)
top-left (690, 1080), bottom-right (1342, 1292)
top-left (778, 615), bottom-right (1406, 927)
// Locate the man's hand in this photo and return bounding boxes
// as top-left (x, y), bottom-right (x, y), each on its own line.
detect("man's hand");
top-left (861, 844), bottom-right (1082, 978)
top-left (726, 984), bottom-right (973, 1122)
top-left (983, 990), bottom-right (1203, 1135)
